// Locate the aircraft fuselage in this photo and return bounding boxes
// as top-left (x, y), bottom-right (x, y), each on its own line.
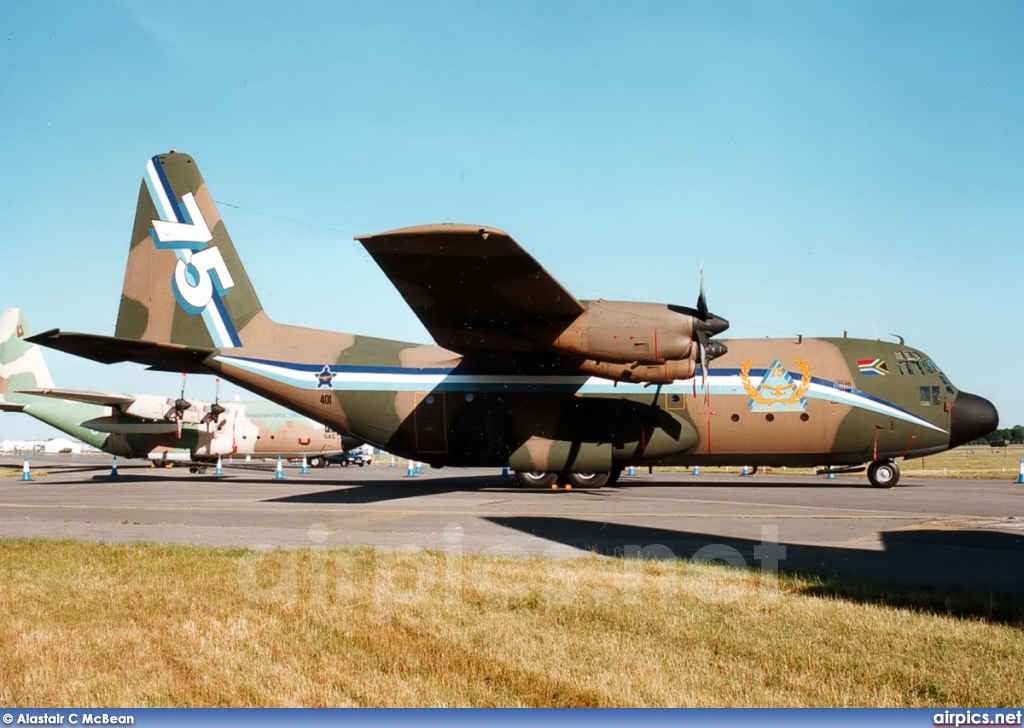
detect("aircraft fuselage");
top-left (206, 331), bottom-right (986, 473)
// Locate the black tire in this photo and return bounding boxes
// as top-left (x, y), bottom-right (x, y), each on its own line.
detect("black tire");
top-left (565, 471), bottom-right (610, 489)
top-left (867, 460), bottom-right (900, 488)
top-left (514, 471), bottom-right (557, 489)
top-left (607, 466), bottom-right (623, 486)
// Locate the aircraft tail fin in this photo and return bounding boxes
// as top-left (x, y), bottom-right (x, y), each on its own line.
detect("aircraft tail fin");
top-left (115, 151), bottom-right (269, 350)
top-left (0, 309), bottom-right (56, 395)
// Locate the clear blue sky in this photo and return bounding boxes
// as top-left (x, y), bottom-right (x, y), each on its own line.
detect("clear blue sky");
top-left (2, 0), bottom-right (1022, 440)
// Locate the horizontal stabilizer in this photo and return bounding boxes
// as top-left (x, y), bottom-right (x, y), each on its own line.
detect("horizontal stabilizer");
top-left (0, 402), bottom-right (26, 413)
top-left (80, 416), bottom-right (179, 435)
top-left (26, 330), bottom-right (215, 374)
top-left (16, 388), bottom-right (137, 408)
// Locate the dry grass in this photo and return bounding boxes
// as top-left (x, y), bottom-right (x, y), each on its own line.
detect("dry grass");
top-left (911, 445), bottom-right (1024, 480)
top-left (1, 539), bottom-right (1022, 707)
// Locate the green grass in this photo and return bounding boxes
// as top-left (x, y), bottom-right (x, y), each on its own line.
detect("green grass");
top-left (1, 539), bottom-right (1022, 707)
top-left (653, 445), bottom-right (1024, 480)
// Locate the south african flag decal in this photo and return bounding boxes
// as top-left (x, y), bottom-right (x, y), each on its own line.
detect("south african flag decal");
top-left (857, 359), bottom-right (889, 376)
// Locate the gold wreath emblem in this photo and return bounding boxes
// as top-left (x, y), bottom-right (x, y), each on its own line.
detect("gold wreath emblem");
top-left (740, 359), bottom-right (811, 406)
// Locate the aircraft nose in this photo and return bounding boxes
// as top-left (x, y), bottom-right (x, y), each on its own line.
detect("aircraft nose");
top-left (948, 392), bottom-right (999, 449)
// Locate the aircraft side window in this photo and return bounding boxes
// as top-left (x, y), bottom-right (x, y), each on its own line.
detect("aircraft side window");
top-left (919, 386), bottom-right (940, 406)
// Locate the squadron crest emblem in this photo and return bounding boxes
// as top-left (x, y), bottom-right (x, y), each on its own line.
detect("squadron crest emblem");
top-left (740, 359), bottom-right (811, 412)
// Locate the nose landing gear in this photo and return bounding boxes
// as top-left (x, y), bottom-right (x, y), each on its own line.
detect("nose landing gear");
top-left (867, 460), bottom-right (900, 488)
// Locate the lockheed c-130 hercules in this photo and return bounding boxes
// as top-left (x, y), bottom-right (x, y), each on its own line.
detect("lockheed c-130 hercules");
top-left (29, 151), bottom-right (998, 488)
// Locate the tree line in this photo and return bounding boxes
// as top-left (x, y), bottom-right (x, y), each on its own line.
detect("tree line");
top-left (980, 425), bottom-right (1024, 446)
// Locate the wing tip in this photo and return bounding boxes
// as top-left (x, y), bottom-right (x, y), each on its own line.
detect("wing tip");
top-left (356, 223), bottom-right (510, 242)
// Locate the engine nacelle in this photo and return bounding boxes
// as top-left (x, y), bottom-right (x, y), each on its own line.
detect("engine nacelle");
top-left (549, 301), bottom-right (698, 365)
top-left (123, 395), bottom-right (202, 424)
top-left (580, 358), bottom-right (698, 385)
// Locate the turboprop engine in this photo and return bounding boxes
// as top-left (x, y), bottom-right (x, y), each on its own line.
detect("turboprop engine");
top-left (546, 291), bottom-right (729, 385)
top-left (121, 394), bottom-right (198, 423)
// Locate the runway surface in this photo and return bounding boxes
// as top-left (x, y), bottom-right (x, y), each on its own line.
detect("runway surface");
top-left (2, 454), bottom-right (1022, 598)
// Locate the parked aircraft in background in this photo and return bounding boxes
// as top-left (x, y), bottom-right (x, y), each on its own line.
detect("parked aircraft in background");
top-left (29, 152), bottom-right (998, 487)
top-left (0, 309), bottom-right (352, 471)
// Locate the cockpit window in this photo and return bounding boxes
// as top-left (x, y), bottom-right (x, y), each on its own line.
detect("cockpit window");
top-left (919, 386), bottom-right (940, 406)
top-left (894, 351), bottom-right (946, 378)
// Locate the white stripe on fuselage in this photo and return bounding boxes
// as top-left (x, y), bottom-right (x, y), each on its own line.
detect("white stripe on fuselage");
top-left (213, 355), bottom-right (947, 433)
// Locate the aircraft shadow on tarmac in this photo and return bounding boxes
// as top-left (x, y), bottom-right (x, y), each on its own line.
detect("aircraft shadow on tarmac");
top-left (265, 475), bottom-right (536, 505)
top-left (262, 473), bottom-right (893, 505)
top-left (484, 516), bottom-right (1024, 610)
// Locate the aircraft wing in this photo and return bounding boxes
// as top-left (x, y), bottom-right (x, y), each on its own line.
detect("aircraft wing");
top-left (15, 388), bottom-right (137, 408)
top-left (356, 224), bottom-right (586, 356)
top-left (25, 329), bottom-right (216, 374)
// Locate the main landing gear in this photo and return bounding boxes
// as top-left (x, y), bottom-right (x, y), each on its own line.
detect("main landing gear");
top-left (513, 470), bottom-right (612, 489)
top-left (867, 459), bottom-right (900, 488)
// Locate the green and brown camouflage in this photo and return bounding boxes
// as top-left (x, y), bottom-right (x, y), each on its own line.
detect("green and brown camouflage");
top-left (2, 309), bottom-right (351, 466)
top-left (30, 152), bottom-right (998, 487)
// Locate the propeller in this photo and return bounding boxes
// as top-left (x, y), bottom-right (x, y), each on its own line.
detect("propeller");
top-left (690, 266), bottom-right (729, 403)
top-left (173, 372), bottom-right (191, 439)
top-left (201, 377), bottom-right (226, 425)
top-left (668, 266), bottom-right (729, 372)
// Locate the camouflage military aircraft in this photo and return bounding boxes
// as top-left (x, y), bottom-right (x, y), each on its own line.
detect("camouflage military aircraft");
top-left (28, 152), bottom-right (998, 488)
top-left (1, 309), bottom-right (351, 471)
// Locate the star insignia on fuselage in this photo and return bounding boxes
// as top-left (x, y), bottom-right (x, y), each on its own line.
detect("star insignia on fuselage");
top-left (316, 365), bottom-right (336, 389)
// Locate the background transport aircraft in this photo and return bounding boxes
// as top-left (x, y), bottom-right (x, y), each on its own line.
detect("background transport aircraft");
top-left (29, 152), bottom-right (998, 488)
top-left (0, 309), bottom-right (351, 471)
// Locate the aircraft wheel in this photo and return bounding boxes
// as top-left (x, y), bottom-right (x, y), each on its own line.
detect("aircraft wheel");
top-left (514, 471), bottom-right (557, 489)
top-left (565, 471), bottom-right (610, 489)
top-left (607, 466), bottom-right (623, 486)
top-left (189, 465), bottom-right (199, 474)
top-left (308, 456), bottom-right (324, 468)
top-left (867, 460), bottom-right (900, 488)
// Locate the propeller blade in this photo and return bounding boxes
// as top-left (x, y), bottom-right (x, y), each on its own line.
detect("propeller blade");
top-left (697, 264), bottom-right (708, 321)
top-left (175, 372), bottom-right (188, 438)
top-left (202, 378), bottom-right (225, 425)
top-left (698, 331), bottom-right (710, 406)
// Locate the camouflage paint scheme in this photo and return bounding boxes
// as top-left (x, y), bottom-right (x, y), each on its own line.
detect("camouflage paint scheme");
top-left (1, 309), bottom-right (349, 465)
top-left (28, 152), bottom-right (998, 486)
